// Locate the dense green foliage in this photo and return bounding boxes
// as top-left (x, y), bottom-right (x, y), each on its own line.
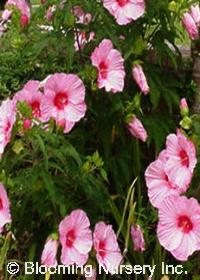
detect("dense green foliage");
top-left (0, 0), bottom-right (200, 279)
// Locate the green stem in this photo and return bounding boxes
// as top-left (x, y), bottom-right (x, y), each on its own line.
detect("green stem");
top-left (135, 140), bottom-right (142, 210)
top-left (0, 232), bottom-right (12, 271)
top-left (125, 202), bottom-right (136, 250)
top-left (155, 239), bottom-right (162, 279)
top-left (45, 272), bottom-right (50, 280)
top-left (117, 178), bottom-right (137, 238)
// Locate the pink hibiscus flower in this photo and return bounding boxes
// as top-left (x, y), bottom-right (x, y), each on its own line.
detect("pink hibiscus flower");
top-left (93, 222), bottom-right (122, 274)
top-left (91, 39), bottom-right (125, 93)
top-left (127, 116), bottom-right (148, 142)
top-left (14, 80), bottom-right (44, 123)
top-left (41, 73), bottom-right (87, 133)
top-left (0, 183), bottom-right (12, 232)
top-left (0, 99), bottom-right (16, 158)
top-left (164, 131), bottom-right (197, 190)
top-left (103, 0), bottom-right (146, 25)
top-left (6, 0), bottom-right (30, 26)
top-left (131, 224), bottom-right (145, 252)
top-left (132, 65), bottom-right (150, 95)
top-left (41, 238), bottom-right (58, 266)
top-left (157, 195), bottom-right (200, 261)
top-left (145, 150), bottom-right (188, 208)
top-left (59, 209), bottom-right (92, 266)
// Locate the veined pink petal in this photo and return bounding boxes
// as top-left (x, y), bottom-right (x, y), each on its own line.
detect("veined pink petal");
top-left (93, 221), bottom-right (122, 274)
top-left (41, 238), bottom-right (58, 266)
top-left (103, 0), bottom-right (145, 25)
top-left (0, 183), bottom-right (12, 232)
top-left (0, 99), bottom-right (16, 157)
top-left (145, 157), bottom-right (182, 208)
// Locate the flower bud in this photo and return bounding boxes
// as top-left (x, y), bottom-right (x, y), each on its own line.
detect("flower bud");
top-left (23, 119), bottom-right (32, 130)
top-left (182, 12), bottom-right (199, 40)
top-left (168, 1), bottom-right (176, 12)
top-left (179, 98), bottom-right (189, 116)
top-left (20, 14), bottom-right (29, 27)
top-left (131, 224), bottom-right (145, 252)
top-left (132, 65), bottom-right (150, 95)
top-left (127, 116), bottom-right (148, 142)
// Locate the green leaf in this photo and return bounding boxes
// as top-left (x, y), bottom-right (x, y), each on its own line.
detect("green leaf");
top-left (149, 77), bottom-right (161, 109)
top-left (66, 31), bottom-right (75, 71)
top-left (100, 169), bottom-right (108, 182)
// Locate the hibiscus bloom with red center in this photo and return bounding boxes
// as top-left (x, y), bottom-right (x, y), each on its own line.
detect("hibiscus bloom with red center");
top-left (164, 131), bottom-right (197, 189)
top-left (157, 195), bottom-right (200, 261)
top-left (91, 39), bottom-right (125, 93)
top-left (59, 209), bottom-right (92, 266)
top-left (145, 150), bottom-right (189, 208)
top-left (14, 80), bottom-right (44, 124)
top-left (41, 73), bottom-right (87, 133)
